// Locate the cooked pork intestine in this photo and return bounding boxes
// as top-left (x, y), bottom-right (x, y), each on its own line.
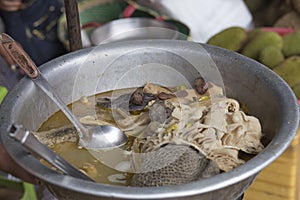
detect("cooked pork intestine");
top-left (207, 148), bottom-right (245, 172)
top-left (132, 97), bottom-right (263, 172)
top-left (81, 83), bottom-right (264, 172)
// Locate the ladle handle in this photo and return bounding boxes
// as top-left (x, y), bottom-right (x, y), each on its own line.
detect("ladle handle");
top-left (0, 33), bottom-right (91, 144)
top-left (32, 74), bottom-right (89, 141)
top-left (8, 124), bottom-right (94, 182)
top-left (0, 33), bottom-right (39, 78)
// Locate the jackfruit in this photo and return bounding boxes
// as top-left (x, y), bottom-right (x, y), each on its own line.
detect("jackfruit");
top-left (249, 0), bottom-right (292, 27)
top-left (282, 31), bottom-right (300, 57)
top-left (292, 83), bottom-right (300, 99)
top-left (259, 45), bottom-right (285, 69)
top-left (244, 0), bottom-right (268, 13)
top-left (264, 0), bottom-right (287, 25)
top-left (274, 11), bottom-right (300, 29)
top-left (273, 56), bottom-right (300, 87)
top-left (292, 0), bottom-right (300, 14)
top-left (207, 27), bottom-right (247, 52)
top-left (241, 31), bottom-right (283, 60)
top-left (247, 29), bottom-right (263, 41)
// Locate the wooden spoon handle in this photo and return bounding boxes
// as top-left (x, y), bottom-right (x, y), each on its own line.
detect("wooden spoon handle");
top-left (0, 33), bottom-right (39, 79)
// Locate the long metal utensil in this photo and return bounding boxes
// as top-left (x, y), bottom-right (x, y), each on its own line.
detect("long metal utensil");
top-left (8, 124), bottom-right (94, 182)
top-left (0, 33), bottom-right (128, 150)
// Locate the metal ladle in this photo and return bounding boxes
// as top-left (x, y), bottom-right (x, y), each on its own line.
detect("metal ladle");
top-left (0, 33), bottom-right (128, 149)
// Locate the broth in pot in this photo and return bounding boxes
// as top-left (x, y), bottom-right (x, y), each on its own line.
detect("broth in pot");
top-left (36, 79), bottom-right (264, 187)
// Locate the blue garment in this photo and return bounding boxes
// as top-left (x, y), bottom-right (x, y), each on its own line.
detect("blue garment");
top-left (0, 57), bottom-right (20, 90)
top-left (0, 0), bottom-right (67, 66)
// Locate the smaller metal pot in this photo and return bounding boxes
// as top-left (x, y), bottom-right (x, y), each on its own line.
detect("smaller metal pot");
top-left (83, 18), bottom-right (180, 45)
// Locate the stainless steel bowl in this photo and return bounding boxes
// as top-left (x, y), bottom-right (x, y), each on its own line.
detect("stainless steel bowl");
top-left (0, 40), bottom-right (299, 200)
top-left (89, 18), bottom-right (180, 45)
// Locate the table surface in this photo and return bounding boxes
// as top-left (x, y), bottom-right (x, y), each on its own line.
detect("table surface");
top-left (244, 127), bottom-right (300, 200)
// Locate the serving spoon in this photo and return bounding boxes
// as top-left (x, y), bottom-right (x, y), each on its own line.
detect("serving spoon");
top-left (0, 33), bottom-right (128, 150)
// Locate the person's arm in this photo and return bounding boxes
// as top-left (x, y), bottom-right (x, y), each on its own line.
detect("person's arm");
top-left (0, 0), bottom-right (22, 11)
top-left (0, 141), bottom-right (40, 184)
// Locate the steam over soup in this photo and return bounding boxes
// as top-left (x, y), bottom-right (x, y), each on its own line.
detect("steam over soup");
top-left (36, 77), bottom-right (264, 186)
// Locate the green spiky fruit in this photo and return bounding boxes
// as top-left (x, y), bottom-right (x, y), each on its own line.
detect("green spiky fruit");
top-left (282, 31), bottom-right (300, 57)
top-left (292, 0), bottom-right (300, 14)
top-left (259, 45), bottom-right (285, 69)
top-left (292, 83), bottom-right (300, 99)
top-left (264, 0), bottom-right (287, 26)
top-left (207, 27), bottom-right (247, 52)
top-left (273, 56), bottom-right (300, 87)
top-left (241, 31), bottom-right (283, 60)
top-left (244, 0), bottom-right (268, 13)
top-left (247, 29), bottom-right (263, 41)
top-left (274, 11), bottom-right (300, 29)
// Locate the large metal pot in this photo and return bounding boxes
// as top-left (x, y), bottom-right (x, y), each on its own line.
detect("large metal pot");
top-left (0, 40), bottom-right (299, 200)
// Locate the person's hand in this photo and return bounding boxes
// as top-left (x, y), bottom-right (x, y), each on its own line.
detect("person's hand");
top-left (0, 0), bottom-right (22, 11)
top-left (0, 141), bottom-right (40, 184)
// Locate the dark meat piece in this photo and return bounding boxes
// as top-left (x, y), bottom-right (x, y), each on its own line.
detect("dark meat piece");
top-left (96, 90), bottom-right (156, 113)
top-left (130, 88), bottom-right (144, 105)
top-left (194, 77), bottom-right (209, 95)
top-left (129, 89), bottom-right (156, 112)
